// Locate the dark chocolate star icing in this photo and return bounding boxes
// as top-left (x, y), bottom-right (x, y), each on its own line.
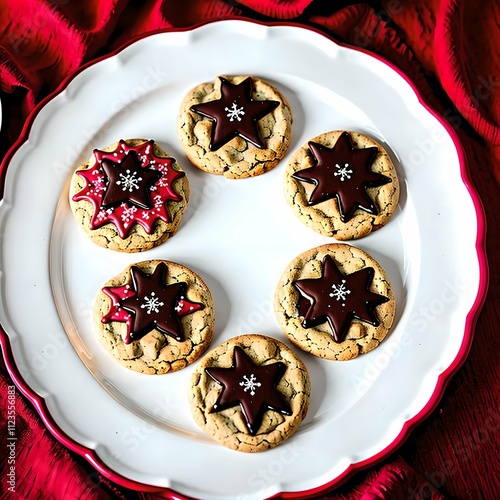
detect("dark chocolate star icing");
top-left (292, 132), bottom-right (391, 222)
top-left (293, 255), bottom-right (389, 343)
top-left (190, 76), bottom-right (279, 150)
top-left (205, 346), bottom-right (292, 435)
top-left (121, 262), bottom-right (202, 342)
top-left (101, 150), bottom-right (161, 209)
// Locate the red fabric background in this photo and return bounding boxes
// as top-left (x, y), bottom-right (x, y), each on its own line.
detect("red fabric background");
top-left (1, 1), bottom-right (498, 499)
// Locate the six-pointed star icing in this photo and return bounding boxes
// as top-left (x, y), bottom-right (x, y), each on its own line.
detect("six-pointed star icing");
top-left (293, 255), bottom-right (389, 343)
top-left (292, 132), bottom-right (391, 222)
top-left (205, 346), bottom-right (292, 435)
top-left (190, 77), bottom-right (279, 150)
top-left (101, 150), bottom-right (161, 209)
top-left (101, 262), bottom-right (203, 344)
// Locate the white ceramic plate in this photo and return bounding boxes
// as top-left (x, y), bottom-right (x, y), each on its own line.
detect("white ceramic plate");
top-left (0, 20), bottom-right (487, 499)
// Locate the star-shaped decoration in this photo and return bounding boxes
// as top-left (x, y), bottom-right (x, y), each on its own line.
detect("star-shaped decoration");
top-left (73, 140), bottom-right (185, 239)
top-left (101, 150), bottom-right (161, 209)
top-left (101, 262), bottom-right (204, 344)
top-left (293, 255), bottom-right (389, 343)
top-left (292, 132), bottom-right (391, 222)
top-left (190, 76), bottom-right (279, 150)
top-left (205, 346), bottom-right (292, 435)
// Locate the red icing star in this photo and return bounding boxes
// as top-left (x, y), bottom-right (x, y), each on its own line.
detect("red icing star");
top-left (191, 77), bottom-right (279, 150)
top-left (294, 255), bottom-right (389, 343)
top-left (72, 140), bottom-right (184, 238)
top-left (205, 346), bottom-right (291, 435)
top-left (101, 262), bottom-right (203, 344)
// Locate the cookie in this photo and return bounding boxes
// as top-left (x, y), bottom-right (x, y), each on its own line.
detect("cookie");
top-left (70, 139), bottom-right (189, 252)
top-left (177, 75), bottom-right (293, 179)
top-left (284, 131), bottom-right (399, 240)
top-left (94, 259), bottom-right (214, 374)
top-left (189, 334), bottom-right (310, 452)
top-left (274, 244), bottom-right (396, 361)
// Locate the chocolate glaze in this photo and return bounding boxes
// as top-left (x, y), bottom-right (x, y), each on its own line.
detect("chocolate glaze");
top-left (190, 76), bottom-right (279, 150)
top-left (101, 150), bottom-right (161, 209)
top-left (293, 255), bottom-right (389, 343)
top-left (292, 132), bottom-right (391, 222)
top-left (205, 346), bottom-right (291, 435)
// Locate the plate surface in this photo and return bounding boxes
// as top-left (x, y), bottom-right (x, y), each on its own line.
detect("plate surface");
top-left (0, 20), bottom-right (487, 499)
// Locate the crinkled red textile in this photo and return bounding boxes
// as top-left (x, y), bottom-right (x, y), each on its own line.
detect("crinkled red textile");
top-left (0, 0), bottom-right (497, 499)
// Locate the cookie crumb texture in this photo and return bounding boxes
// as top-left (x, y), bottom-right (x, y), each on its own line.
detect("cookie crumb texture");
top-left (284, 131), bottom-right (399, 240)
top-left (94, 260), bottom-right (214, 374)
top-left (275, 244), bottom-right (396, 361)
top-left (177, 76), bottom-right (293, 179)
top-left (69, 139), bottom-right (189, 252)
top-left (189, 334), bottom-right (310, 452)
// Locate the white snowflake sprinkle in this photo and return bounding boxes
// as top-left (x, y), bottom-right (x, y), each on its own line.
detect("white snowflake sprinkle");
top-left (96, 207), bottom-right (113, 221)
top-left (93, 177), bottom-right (106, 194)
top-left (329, 279), bottom-right (351, 302)
top-left (157, 176), bottom-right (169, 188)
top-left (174, 301), bottom-right (183, 312)
top-left (96, 210), bottom-right (107, 222)
top-left (116, 169), bottom-right (142, 192)
top-left (140, 292), bottom-right (164, 314)
top-left (141, 211), bottom-right (150, 220)
top-left (225, 101), bottom-right (245, 122)
top-left (334, 163), bottom-right (353, 181)
top-left (156, 163), bottom-right (168, 173)
top-left (239, 374), bottom-right (261, 396)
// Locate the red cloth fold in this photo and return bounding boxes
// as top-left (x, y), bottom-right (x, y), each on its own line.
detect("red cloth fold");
top-left (0, 0), bottom-right (497, 498)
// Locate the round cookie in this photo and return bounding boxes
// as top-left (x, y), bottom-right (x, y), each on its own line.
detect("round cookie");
top-left (177, 75), bottom-right (293, 179)
top-left (189, 334), bottom-right (310, 452)
top-left (274, 244), bottom-right (396, 361)
top-left (284, 130), bottom-right (399, 240)
top-left (70, 139), bottom-right (189, 252)
top-left (94, 259), bottom-right (214, 374)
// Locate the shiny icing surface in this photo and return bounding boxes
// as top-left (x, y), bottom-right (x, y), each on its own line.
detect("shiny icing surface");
top-left (72, 140), bottom-right (184, 238)
top-left (292, 132), bottom-right (391, 222)
top-left (101, 262), bottom-right (203, 344)
top-left (294, 255), bottom-right (389, 342)
top-left (205, 346), bottom-right (291, 435)
top-left (191, 77), bottom-right (279, 150)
